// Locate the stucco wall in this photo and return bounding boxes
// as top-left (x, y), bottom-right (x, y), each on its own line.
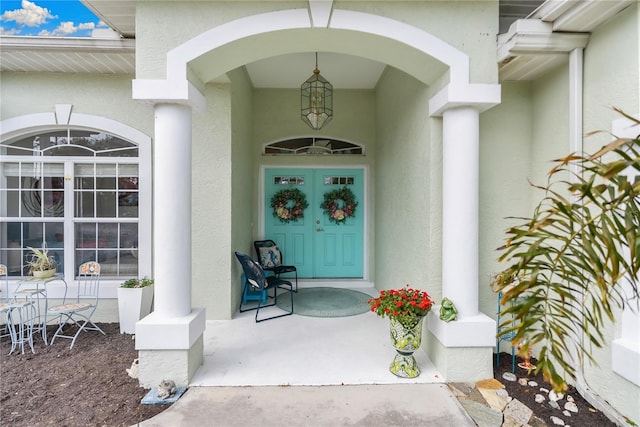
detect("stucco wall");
top-left (478, 81), bottom-right (533, 322)
top-left (0, 73), bottom-right (151, 133)
top-left (135, 1), bottom-right (303, 80)
top-left (191, 81), bottom-right (234, 319)
top-left (336, 0), bottom-right (499, 84)
top-left (580, 4), bottom-right (639, 423)
top-left (230, 68), bottom-right (256, 317)
top-left (374, 67), bottom-right (437, 298)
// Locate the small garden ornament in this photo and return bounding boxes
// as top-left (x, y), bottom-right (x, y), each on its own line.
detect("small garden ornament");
top-left (439, 297), bottom-right (457, 322)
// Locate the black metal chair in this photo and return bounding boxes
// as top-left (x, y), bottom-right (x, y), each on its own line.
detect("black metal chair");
top-left (235, 252), bottom-right (294, 322)
top-left (253, 240), bottom-right (298, 292)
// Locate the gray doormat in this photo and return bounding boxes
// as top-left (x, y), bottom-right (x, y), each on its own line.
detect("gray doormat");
top-left (276, 287), bottom-right (371, 317)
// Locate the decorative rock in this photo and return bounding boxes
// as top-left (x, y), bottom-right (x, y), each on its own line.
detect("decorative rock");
top-left (550, 415), bottom-right (565, 425)
top-left (567, 395), bottom-right (575, 403)
top-left (530, 415), bottom-right (548, 427)
top-left (564, 401), bottom-right (578, 413)
top-left (125, 358), bottom-right (139, 379)
top-left (549, 400), bottom-right (560, 410)
top-left (502, 415), bottom-right (521, 427)
top-left (502, 372), bottom-right (517, 382)
top-left (549, 391), bottom-right (564, 402)
top-left (504, 399), bottom-right (533, 425)
top-left (477, 387), bottom-right (509, 412)
top-left (535, 394), bottom-right (546, 403)
top-left (540, 387), bottom-right (550, 393)
top-left (458, 397), bottom-right (503, 427)
top-left (518, 378), bottom-right (529, 386)
top-left (528, 381), bottom-right (538, 387)
top-left (563, 410), bottom-right (572, 417)
top-left (476, 378), bottom-right (505, 390)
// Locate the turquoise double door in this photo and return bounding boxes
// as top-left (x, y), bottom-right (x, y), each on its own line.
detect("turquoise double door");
top-left (264, 168), bottom-right (364, 278)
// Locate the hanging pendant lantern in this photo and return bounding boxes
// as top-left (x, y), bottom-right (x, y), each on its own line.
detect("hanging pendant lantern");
top-left (301, 53), bottom-right (333, 130)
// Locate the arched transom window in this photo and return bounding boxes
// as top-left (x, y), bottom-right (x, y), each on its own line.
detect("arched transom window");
top-left (264, 137), bottom-right (363, 155)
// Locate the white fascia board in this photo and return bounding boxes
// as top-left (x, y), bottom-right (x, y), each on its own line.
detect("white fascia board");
top-left (0, 35), bottom-right (134, 53)
top-left (531, 0), bottom-right (577, 22)
top-left (497, 19), bottom-right (589, 62)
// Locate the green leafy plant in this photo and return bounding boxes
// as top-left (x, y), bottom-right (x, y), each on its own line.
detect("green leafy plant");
top-left (491, 109), bottom-right (639, 392)
top-left (120, 277), bottom-right (154, 288)
top-left (26, 245), bottom-right (56, 274)
top-left (368, 285), bottom-right (434, 325)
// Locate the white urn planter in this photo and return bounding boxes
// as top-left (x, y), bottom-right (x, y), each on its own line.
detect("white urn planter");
top-left (117, 285), bottom-right (154, 334)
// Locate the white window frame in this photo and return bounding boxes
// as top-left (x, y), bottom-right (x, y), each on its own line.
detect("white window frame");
top-left (0, 109), bottom-right (152, 297)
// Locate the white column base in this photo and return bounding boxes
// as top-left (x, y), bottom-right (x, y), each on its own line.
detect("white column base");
top-left (425, 310), bottom-right (496, 382)
top-left (135, 308), bottom-right (206, 387)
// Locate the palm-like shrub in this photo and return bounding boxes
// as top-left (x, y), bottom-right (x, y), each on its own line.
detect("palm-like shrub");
top-left (491, 109), bottom-right (639, 392)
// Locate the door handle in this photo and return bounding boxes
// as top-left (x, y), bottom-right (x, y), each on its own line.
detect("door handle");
top-left (316, 228), bottom-right (324, 232)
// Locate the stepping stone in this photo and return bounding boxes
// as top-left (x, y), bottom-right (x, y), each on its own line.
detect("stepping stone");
top-left (459, 398), bottom-right (503, 427)
top-left (504, 398), bottom-right (533, 425)
top-left (476, 378), bottom-right (504, 390)
top-left (477, 387), bottom-right (509, 412)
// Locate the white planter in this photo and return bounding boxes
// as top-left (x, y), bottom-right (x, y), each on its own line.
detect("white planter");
top-left (117, 285), bottom-right (154, 334)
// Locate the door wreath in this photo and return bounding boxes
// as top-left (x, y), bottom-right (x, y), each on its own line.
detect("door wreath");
top-left (270, 188), bottom-right (309, 223)
top-left (321, 186), bottom-right (358, 224)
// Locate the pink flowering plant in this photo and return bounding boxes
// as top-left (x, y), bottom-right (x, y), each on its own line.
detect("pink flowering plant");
top-left (368, 285), bottom-right (434, 324)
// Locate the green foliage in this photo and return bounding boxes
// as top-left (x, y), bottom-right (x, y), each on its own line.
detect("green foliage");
top-left (26, 245), bottom-right (56, 274)
top-left (368, 285), bottom-right (434, 326)
top-left (120, 277), bottom-right (154, 288)
top-left (491, 109), bottom-right (640, 392)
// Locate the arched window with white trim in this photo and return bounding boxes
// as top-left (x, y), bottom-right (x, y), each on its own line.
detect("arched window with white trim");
top-left (1, 126), bottom-right (150, 280)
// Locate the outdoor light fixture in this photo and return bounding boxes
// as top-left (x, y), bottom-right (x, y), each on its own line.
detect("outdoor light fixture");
top-left (301, 53), bottom-right (333, 130)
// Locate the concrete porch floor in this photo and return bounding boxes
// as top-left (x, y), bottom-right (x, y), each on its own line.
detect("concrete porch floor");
top-left (190, 287), bottom-right (443, 387)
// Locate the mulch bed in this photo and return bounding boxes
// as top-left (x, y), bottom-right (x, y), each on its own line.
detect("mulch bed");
top-left (494, 352), bottom-right (617, 427)
top-left (0, 323), bottom-right (168, 427)
top-left (0, 323), bottom-right (622, 427)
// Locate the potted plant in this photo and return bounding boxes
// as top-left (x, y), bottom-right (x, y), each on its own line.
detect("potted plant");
top-left (368, 285), bottom-right (434, 378)
top-left (117, 277), bottom-right (154, 334)
top-left (26, 245), bottom-right (56, 279)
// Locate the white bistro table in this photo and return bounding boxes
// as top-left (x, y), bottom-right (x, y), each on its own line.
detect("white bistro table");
top-left (14, 274), bottom-right (68, 346)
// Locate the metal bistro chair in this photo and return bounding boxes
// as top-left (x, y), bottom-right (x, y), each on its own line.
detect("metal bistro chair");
top-left (235, 252), bottom-right (294, 322)
top-left (253, 240), bottom-right (298, 292)
top-left (1, 263), bottom-right (36, 354)
top-left (48, 262), bottom-right (106, 349)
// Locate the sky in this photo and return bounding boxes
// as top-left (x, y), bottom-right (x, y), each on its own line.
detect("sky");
top-left (0, 0), bottom-right (106, 37)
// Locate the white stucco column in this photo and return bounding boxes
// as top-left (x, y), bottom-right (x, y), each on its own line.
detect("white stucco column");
top-left (154, 103), bottom-right (192, 318)
top-left (426, 83), bottom-right (499, 382)
top-left (132, 78), bottom-right (206, 388)
top-left (442, 106), bottom-right (479, 317)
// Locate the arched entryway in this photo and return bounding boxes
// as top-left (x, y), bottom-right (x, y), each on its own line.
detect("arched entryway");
top-left (131, 3), bottom-right (500, 387)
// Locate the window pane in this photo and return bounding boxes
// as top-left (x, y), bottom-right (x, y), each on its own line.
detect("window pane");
top-left (76, 223), bottom-right (97, 247)
top-left (1, 222), bottom-right (22, 276)
top-left (6, 190), bottom-right (19, 216)
top-left (98, 223), bottom-right (118, 248)
top-left (96, 191), bottom-right (116, 217)
top-left (75, 191), bottom-right (95, 217)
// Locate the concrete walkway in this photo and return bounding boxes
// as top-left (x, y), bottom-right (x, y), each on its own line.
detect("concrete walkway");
top-left (138, 383), bottom-right (476, 427)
